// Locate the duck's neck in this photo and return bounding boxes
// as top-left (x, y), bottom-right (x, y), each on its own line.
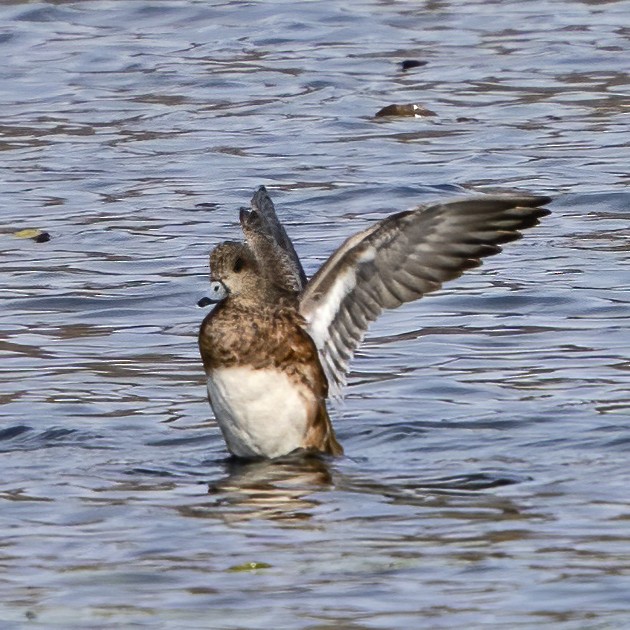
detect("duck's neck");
top-left (231, 284), bottom-right (299, 310)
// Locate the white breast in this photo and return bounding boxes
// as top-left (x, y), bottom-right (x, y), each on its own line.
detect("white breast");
top-left (206, 366), bottom-right (310, 459)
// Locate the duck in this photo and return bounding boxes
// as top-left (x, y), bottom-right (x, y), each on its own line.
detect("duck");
top-left (198, 186), bottom-right (550, 459)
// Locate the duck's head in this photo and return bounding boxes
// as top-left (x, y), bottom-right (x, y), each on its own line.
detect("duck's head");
top-left (205, 241), bottom-right (261, 304)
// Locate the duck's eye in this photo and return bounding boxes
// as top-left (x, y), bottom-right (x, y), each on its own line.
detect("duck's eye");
top-left (233, 257), bottom-right (245, 273)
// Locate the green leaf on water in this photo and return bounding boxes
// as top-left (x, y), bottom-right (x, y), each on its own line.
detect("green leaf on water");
top-left (14, 229), bottom-right (42, 239)
top-left (227, 561), bottom-right (272, 572)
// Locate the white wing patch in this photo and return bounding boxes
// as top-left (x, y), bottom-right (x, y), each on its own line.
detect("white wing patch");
top-left (304, 265), bottom-right (357, 354)
top-left (302, 246), bottom-right (379, 396)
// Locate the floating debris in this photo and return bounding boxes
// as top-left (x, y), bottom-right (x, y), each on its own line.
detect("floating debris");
top-left (375, 103), bottom-right (437, 118)
top-left (228, 561), bottom-right (272, 572)
top-left (401, 59), bottom-right (427, 71)
top-left (13, 229), bottom-right (51, 243)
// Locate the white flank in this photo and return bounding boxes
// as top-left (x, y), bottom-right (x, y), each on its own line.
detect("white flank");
top-left (207, 367), bottom-right (310, 458)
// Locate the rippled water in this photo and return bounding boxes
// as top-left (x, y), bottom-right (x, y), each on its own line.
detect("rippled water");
top-left (1, 0), bottom-right (629, 627)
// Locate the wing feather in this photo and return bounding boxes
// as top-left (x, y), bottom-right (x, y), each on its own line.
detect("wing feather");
top-left (240, 186), bottom-right (307, 292)
top-left (300, 194), bottom-right (550, 393)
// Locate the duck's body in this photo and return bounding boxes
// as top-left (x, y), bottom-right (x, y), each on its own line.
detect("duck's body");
top-left (198, 187), bottom-right (550, 459)
top-left (199, 287), bottom-right (341, 458)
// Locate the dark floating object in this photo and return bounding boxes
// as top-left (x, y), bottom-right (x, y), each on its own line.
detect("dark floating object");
top-left (197, 296), bottom-right (213, 308)
top-left (34, 231), bottom-right (51, 243)
top-left (401, 59), bottom-right (427, 71)
top-left (375, 103), bottom-right (437, 118)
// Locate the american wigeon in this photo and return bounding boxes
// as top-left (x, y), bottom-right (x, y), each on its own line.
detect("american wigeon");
top-left (199, 186), bottom-right (550, 459)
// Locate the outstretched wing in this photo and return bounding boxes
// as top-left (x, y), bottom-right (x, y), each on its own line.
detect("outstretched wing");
top-left (240, 186), bottom-right (307, 292)
top-left (299, 194), bottom-right (551, 394)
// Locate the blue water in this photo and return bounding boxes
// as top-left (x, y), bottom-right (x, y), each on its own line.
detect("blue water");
top-left (1, 1), bottom-right (628, 628)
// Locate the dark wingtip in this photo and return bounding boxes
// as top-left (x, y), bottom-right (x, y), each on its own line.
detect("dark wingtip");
top-left (251, 185), bottom-right (273, 212)
top-left (526, 206), bottom-right (552, 227)
top-left (520, 195), bottom-right (552, 208)
top-left (239, 207), bottom-right (251, 225)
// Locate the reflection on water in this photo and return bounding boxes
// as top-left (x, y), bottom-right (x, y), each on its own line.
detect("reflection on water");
top-left (1, 0), bottom-right (629, 627)
top-left (204, 454), bottom-right (334, 523)
top-left (202, 453), bottom-right (528, 524)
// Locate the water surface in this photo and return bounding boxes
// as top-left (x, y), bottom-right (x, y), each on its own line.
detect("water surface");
top-left (1, 0), bottom-right (629, 628)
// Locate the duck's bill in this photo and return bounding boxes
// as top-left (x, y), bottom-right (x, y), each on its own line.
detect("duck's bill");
top-left (198, 280), bottom-right (229, 307)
